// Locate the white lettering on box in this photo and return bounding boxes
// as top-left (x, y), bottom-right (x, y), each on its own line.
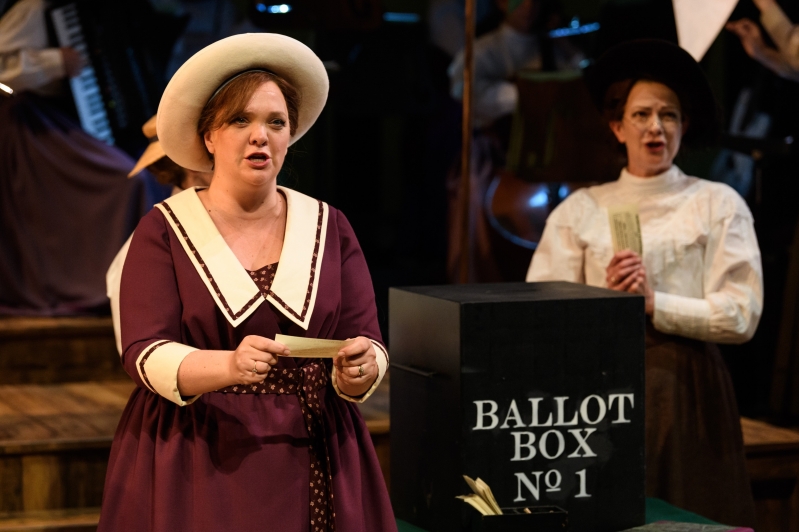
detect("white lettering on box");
top-left (554, 397), bottom-right (579, 426)
top-left (567, 428), bottom-right (597, 458)
top-left (514, 471), bottom-right (543, 502)
top-left (528, 397), bottom-right (553, 427)
top-left (580, 395), bottom-right (607, 425)
top-left (511, 431), bottom-right (537, 461)
top-left (500, 399), bottom-right (526, 429)
top-left (608, 394), bottom-right (634, 424)
top-left (539, 429), bottom-right (566, 459)
top-left (473, 400), bottom-right (499, 430)
top-left (545, 469), bottom-right (562, 492)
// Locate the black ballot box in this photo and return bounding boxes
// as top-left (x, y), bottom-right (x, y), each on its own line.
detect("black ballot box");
top-left (389, 282), bottom-right (645, 532)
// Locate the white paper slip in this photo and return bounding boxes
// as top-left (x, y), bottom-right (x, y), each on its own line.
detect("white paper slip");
top-left (608, 204), bottom-right (643, 256)
top-left (275, 334), bottom-right (352, 358)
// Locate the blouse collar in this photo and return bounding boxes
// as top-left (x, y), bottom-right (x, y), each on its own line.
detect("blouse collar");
top-left (618, 165), bottom-right (684, 194)
top-left (155, 186), bottom-right (329, 330)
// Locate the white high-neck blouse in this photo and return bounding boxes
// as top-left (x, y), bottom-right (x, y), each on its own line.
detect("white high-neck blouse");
top-left (526, 166), bottom-right (763, 344)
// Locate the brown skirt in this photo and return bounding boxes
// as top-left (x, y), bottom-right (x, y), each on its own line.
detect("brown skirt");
top-left (645, 324), bottom-right (756, 527)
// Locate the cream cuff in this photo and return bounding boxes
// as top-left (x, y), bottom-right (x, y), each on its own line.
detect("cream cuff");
top-left (136, 340), bottom-right (201, 406)
top-left (652, 291), bottom-right (712, 341)
top-left (331, 339), bottom-right (388, 404)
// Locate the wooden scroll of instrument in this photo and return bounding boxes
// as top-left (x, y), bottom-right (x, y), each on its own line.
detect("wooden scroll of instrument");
top-left (485, 70), bottom-right (623, 262)
top-left (506, 70), bottom-right (622, 184)
top-left (608, 204), bottom-right (643, 256)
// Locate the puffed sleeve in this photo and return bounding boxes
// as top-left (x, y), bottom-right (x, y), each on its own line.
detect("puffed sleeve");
top-left (328, 209), bottom-right (388, 403)
top-left (526, 194), bottom-right (587, 283)
top-left (0, 0), bottom-right (66, 92)
top-left (761, 2), bottom-right (799, 81)
top-left (106, 235), bottom-right (132, 355)
top-left (652, 191), bottom-right (763, 344)
top-left (119, 209), bottom-right (200, 406)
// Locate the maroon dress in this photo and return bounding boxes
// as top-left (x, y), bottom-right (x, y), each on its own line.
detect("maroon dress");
top-left (98, 187), bottom-right (396, 532)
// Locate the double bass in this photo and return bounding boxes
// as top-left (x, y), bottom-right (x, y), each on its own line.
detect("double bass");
top-left (483, 69), bottom-right (623, 279)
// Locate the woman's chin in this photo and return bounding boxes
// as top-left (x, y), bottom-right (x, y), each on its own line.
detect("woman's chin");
top-left (237, 166), bottom-right (279, 187)
top-left (631, 153), bottom-right (673, 176)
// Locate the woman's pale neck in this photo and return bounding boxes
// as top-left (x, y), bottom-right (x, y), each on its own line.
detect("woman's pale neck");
top-left (625, 163), bottom-right (672, 178)
top-left (203, 177), bottom-right (282, 221)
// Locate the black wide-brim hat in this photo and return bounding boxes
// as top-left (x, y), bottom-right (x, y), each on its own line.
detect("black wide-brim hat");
top-left (584, 39), bottom-right (720, 148)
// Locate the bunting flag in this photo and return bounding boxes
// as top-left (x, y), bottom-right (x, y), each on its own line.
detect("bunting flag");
top-left (673, 0), bottom-right (739, 61)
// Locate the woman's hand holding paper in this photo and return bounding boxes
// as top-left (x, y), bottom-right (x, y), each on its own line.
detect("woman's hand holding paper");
top-left (334, 336), bottom-right (378, 397)
top-left (606, 250), bottom-right (642, 291)
top-left (606, 251), bottom-right (655, 316)
top-left (230, 335), bottom-right (288, 385)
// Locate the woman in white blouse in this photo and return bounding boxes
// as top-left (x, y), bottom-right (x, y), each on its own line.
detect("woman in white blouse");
top-left (527, 40), bottom-right (761, 527)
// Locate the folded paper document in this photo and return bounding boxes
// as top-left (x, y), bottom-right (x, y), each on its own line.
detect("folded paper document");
top-left (275, 334), bottom-right (353, 358)
top-left (608, 204), bottom-right (643, 255)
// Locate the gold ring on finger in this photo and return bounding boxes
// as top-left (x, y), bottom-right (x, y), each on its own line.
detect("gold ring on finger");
top-left (358, 364), bottom-right (364, 377)
top-left (252, 362), bottom-right (258, 375)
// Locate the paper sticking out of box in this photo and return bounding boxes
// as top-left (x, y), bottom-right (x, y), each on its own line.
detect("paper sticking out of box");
top-left (608, 204), bottom-right (643, 256)
top-left (457, 476), bottom-right (503, 516)
top-left (275, 334), bottom-right (352, 358)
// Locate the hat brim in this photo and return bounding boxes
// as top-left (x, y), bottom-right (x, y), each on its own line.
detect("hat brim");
top-left (584, 39), bottom-right (719, 147)
top-left (157, 33), bottom-right (329, 172)
top-left (128, 141), bottom-right (166, 177)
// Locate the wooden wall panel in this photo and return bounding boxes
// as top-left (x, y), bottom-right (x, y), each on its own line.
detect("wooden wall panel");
top-left (0, 318), bottom-right (127, 385)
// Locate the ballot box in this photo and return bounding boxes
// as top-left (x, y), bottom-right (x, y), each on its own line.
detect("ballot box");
top-left (389, 282), bottom-right (645, 532)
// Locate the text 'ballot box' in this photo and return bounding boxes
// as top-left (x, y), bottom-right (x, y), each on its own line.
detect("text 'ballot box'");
top-left (389, 282), bottom-right (645, 532)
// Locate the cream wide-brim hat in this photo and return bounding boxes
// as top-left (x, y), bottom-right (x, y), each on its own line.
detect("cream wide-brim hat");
top-left (157, 33), bottom-right (329, 172)
top-left (128, 115), bottom-right (165, 177)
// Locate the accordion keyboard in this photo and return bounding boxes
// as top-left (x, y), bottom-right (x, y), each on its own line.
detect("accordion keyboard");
top-left (50, 3), bottom-right (115, 145)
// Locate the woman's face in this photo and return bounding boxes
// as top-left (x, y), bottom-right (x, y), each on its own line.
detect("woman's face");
top-left (610, 81), bottom-right (688, 177)
top-left (203, 80), bottom-right (291, 187)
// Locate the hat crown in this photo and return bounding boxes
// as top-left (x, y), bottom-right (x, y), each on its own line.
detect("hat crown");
top-left (584, 39), bottom-right (719, 147)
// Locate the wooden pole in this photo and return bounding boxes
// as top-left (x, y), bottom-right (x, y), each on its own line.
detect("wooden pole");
top-left (458, 0), bottom-right (476, 283)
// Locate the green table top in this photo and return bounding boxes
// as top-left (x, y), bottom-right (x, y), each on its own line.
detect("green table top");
top-left (395, 497), bottom-right (719, 531)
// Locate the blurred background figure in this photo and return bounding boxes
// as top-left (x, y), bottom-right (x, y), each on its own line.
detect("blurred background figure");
top-left (727, 0), bottom-right (799, 426)
top-left (727, 0), bottom-right (799, 82)
top-left (445, 0), bottom-right (583, 283)
top-left (0, 0), bottom-right (144, 316)
top-left (428, 0), bottom-right (500, 58)
top-left (448, 0), bottom-right (582, 128)
top-left (106, 115), bottom-right (212, 354)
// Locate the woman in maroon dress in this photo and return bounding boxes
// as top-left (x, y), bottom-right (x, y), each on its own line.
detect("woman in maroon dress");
top-left (98, 34), bottom-right (396, 532)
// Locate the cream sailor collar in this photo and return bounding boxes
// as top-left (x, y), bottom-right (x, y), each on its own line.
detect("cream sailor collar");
top-left (155, 186), bottom-right (329, 330)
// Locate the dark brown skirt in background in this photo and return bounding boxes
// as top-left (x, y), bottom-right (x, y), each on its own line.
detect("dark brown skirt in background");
top-left (645, 324), bottom-right (756, 527)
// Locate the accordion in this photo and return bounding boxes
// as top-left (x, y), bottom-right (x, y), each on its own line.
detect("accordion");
top-left (49, 0), bottom-right (167, 149)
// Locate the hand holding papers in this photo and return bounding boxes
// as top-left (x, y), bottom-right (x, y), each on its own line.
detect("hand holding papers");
top-left (275, 334), bottom-right (353, 358)
top-left (276, 335), bottom-right (378, 397)
top-left (608, 204), bottom-right (643, 256)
